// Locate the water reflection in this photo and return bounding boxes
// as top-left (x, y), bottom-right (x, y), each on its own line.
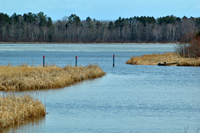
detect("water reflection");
top-left (1, 116), bottom-right (46, 133)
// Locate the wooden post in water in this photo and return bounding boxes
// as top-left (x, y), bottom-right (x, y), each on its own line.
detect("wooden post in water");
top-left (43, 55), bottom-right (45, 67)
top-left (113, 54), bottom-right (115, 67)
top-left (75, 56), bottom-right (77, 66)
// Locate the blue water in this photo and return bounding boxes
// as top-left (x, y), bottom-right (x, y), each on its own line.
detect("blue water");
top-left (1, 44), bottom-right (200, 133)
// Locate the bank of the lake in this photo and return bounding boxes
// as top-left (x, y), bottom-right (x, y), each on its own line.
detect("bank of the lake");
top-left (0, 94), bottom-right (46, 129)
top-left (0, 42), bottom-right (181, 44)
top-left (0, 65), bottom-right (105, 91)
top-left (126, 53), bottom-right (200, 66)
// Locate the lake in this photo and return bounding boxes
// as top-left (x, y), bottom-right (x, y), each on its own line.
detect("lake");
top-left (0, 43), bottom-right (200, 133)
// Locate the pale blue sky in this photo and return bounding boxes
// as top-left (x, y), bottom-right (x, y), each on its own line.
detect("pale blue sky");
top-left (1, 0), bottom-right (200, 21)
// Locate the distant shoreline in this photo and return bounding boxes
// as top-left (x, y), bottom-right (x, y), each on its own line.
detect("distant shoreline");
top-left (0, 42), bottom-right (180, 44)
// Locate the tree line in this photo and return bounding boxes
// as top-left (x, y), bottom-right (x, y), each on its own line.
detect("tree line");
top-left (0, 12), bottom-right (200, 43)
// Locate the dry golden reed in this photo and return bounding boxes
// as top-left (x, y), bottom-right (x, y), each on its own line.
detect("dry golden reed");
top-left (0, 94), bottom-right (46, 129)
top-left (126, 53), bottom-right (200, 66)
top-left (0, 65), bottom-right (106, 91)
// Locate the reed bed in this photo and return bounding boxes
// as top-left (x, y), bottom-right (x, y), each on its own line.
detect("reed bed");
top-left (177, 58), bottom-right (200, 66)
top-left (126, 53), bottom-right (200, 66)
top-left (0, 65), bottom-right (106, 91)
top-left (0, 94), bottom-right (46, 129)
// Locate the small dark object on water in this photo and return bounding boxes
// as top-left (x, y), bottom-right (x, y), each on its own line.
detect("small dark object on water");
top-left (43, 55), bottom-right (45, 67)
top-left (75, 56), bottom-right (77, 66)
top-left (113, 54), bottom-right (115, 67)
top-left (158, 62), bottom-right (177, 66)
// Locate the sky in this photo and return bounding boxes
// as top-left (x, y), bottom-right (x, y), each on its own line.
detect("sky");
top-left (1, 0), bottom-right (200, 21)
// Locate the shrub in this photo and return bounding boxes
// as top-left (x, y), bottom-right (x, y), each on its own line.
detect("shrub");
top-left (175, 31), bottom-right (200, 57)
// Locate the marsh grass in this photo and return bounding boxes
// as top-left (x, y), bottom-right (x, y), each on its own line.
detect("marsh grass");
top-left (0, 65), bottom-right (106, 91)
top-left (0, 94), bottom-right (46, 129)
top-left (126, 53), bottom-right (200, 66)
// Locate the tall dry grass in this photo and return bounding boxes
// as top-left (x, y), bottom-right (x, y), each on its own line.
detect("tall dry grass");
top-left (126, 53), bottom-right (200, 66)
top-left (177, 58), bottom-right (200, 66)
top-left (0, 94), bottom-right (46, 129)
top-left (0, 65), bottom-right (106, 91)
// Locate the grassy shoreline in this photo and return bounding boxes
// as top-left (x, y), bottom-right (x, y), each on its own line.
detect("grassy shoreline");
top-left (0, 94), bottom-right (46, 129)
top-left (0, 65), bottom-right (105, 129)
top-left (126, 53), bottom-right (200, 66)
top-left (0, 65), bottom-right (106, 91)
